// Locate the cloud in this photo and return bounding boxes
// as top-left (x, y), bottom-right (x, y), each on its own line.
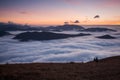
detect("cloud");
top-left (114, 16), bottom-right (120, 19)
top-left (64, 22), bottom-right (69, 25)
top-left (20, 11), bottom-right (28, 14)
top-left (98, 0), bottom-right (120, 8)
top-left (74, 20), bottom-right (80, 23)
top-left (70, 20), bottom-right (80, 23)
top-left (106, 0), bottom-right (120, 5)
top-left (64, 0), bottom-right (81, 5)
top-left (94, 15), bottom-right (100, 19)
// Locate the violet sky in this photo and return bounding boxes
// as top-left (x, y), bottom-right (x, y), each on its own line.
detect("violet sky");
top-left (0, 0), bottom-right (120, 26)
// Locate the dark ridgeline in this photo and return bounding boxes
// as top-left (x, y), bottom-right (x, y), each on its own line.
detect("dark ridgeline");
top-left (45, 25), bottom-right (85, 31)
top-left (0, 22), bottom-right (40, 31)
top-left (13, 32), bottom-right (91, 41)
top-left (0, 22), bottom-right (84, 31)
top-left (0, 31), bottom-right (11, 37)
top-left (0, 22), bottom-right (116, 32)
top-left (0, 56), bottom-right (120, 80)
top-left (13, 32), bottom-right (117, 41)
top-left (96, 35), bottom-right (116, 39)
top-left (80, 27), bottom-right (116, 32)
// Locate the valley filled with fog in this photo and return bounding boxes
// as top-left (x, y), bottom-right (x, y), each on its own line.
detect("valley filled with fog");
top-left (0, 25), bottom-right (120, 64)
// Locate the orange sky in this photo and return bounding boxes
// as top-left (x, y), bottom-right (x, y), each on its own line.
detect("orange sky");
top-left (0, 0), bottom-right (120, 26)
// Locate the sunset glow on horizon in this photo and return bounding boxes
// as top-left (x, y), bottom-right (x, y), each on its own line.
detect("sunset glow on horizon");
top-left (0, 0), bottom-right (120, 26)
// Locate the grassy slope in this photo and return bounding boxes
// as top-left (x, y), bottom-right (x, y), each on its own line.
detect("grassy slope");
top-left (0, 56), bottom-right (120, 80)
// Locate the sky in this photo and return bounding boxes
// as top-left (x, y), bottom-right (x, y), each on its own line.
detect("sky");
top-left (0, 0), bottom-right (120, 26)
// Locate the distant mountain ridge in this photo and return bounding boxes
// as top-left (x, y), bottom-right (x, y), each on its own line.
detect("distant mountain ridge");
top-left (43, 25), bottom-right (85, 31)
top-left (0, 22), bottom-right (116, 32)
top-left (0, 22), bottom-right (39, 31)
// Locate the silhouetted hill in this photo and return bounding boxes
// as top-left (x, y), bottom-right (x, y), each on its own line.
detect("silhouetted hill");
top-left (96, 35), bottom-right (116, 39)
top-left (45, 25), bottom-right (85, 31)
top-left (13, 32), bottom-right (91, 41)
top-left (0, 22), bottom-right (39, 31)
top-left (43, 26), bottom-right (116, 32)
top-left (0, 22), bottom-right (117, 32)
top-left (0, 56), bottom-right (120, 80)
top-left (0, 22), bottom-right (85, 31)
top-left (96, 56), bottom-right (120, 63)
top-left (0, 31), bottom-right (11, 37)
top-left (81, 27), bottom-right (116, 32)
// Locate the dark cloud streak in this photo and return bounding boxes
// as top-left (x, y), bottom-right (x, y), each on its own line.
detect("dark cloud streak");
top-left (94, 15), bottom-right (100, 19)
top-left (20, 11), bottom-right (28, 14)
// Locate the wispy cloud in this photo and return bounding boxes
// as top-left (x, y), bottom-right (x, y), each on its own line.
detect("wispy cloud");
top-left (98, 0), bottom-right (120, 7)
top-left (19, 11), bottom-right (28, 14)
top-left (106, 0), bottom-right (120, 5)
top-left (64, 0), bottom-right (120, 7)
top-left (114, 16), bottom-right (120, 18)
top-left (64, 0), bottom-right (81, 5)
top-left (70, 20), bottom-right (80, 23)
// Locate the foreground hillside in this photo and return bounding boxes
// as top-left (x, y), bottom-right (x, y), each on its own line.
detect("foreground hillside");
top-left (0, 56), bottom-right (120, 80)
